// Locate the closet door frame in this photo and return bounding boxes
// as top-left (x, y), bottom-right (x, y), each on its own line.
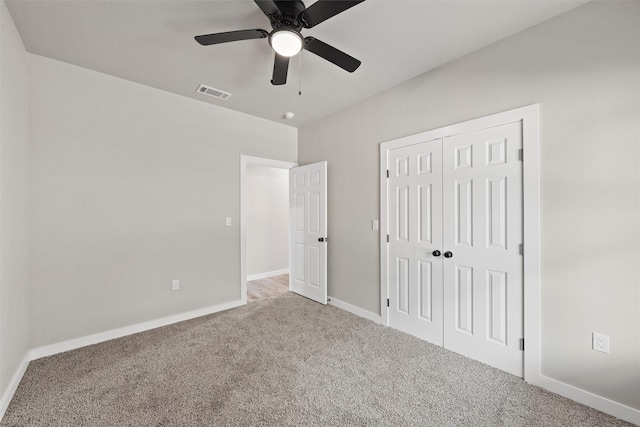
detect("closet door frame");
top-left (380, 104), bottom-right (539, 382)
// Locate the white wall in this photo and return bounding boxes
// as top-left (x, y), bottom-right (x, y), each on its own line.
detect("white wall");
top-left (299, 0), bottom-right (639, 416)
top-left (0, 0), bottom-right (30, 406)
top-left (28, 54), bottom-right (297, 347)
top-left (246, 165), bottom-right (289, 278)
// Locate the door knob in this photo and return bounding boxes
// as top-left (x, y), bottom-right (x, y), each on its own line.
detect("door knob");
top-left (432, 250), bottom-right (441, 257)
top-left (444, 251), bottom-right (453, 258)
top-left (318, 237), bottom-right (328, 242)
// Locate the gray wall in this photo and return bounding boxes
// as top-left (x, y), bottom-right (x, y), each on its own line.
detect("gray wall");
top-left (0, 0), bottom-right (30, 401)
top-left (299, 1), bottom-right (639, 411)
top-left (29, 55), bottom-right (297, 347)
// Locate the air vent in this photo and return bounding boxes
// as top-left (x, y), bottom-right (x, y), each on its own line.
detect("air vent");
top-left (196, 84), bottom-right (231, 101)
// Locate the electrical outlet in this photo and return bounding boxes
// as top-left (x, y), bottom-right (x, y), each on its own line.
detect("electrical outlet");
top-left (592, 332), bottom-right (609, 353)
top-left (172, 279), bottom-right (180, 291)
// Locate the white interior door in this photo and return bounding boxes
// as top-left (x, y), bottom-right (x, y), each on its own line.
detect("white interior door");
top-left (388, 139), bottom-right (444, 345)
top-left (386, 121), bottom-right (524, 377)
top-left (289, 162), bottom-right (327, 304)
top-left (442, 122), bottom-right (523, 377)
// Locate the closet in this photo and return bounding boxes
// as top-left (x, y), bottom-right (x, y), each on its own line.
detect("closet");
top-left (384, 120), bottom-right (524, 377)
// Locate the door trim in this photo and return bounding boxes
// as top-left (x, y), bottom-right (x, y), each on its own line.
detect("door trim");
top-left (379, 104), bottom-right (539, 382)
top-left (240, 155), bottom-right (297, 305)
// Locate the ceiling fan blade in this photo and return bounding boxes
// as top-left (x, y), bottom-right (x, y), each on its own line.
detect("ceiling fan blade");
top-left (304, 37), bottom-right (361, 72)
top-left (254, 0), bottom-right (280, 17)
top-left (195, 29), bottom-right (268, 46)
top-left (300, 0), bottom-right (365, 28)
top-left (271, 54), bottom-right (289, 85)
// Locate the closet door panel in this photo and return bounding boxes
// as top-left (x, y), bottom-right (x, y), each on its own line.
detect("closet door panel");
top-left (442, 121), bottom-right (524, 377)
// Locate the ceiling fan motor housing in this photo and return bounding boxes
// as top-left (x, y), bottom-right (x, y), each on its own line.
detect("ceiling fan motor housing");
top-left (269, 1), bottom-right (307, 30)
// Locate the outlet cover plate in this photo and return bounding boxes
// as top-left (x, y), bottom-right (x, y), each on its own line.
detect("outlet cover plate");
top-left (592, 332), bottom-right (609, 353)
top-left (172, 279), bottom-right (180, 290)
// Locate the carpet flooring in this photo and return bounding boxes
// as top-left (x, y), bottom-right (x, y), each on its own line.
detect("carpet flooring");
top-left (1, 292), bottom-right (634, 426)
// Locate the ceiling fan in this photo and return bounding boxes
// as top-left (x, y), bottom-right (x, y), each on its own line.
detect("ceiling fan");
top-left (194, 0), bottom-right (365, 85)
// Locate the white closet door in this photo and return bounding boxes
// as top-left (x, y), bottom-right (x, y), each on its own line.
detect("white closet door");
top-left (388, 139), bottom-right (444, 345)
top-left (442, 121), bottom-right (524, 377)
top-left (289, 162), bottom-right (327, 304)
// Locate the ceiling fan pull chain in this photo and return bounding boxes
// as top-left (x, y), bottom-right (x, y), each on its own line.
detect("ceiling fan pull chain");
top-left (298, 52), bottom-right (302, 96)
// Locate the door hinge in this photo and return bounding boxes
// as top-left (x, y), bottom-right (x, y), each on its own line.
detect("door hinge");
top-left (519, 338), bottom-right (525, 351)
top-left (387, 298), bottom-right (390, 307)
top-left (386, 234), bottom-right (390, 243)
top-left (386, 169), bottom-right (389, 178)
top-left (518, 149), bottom-right (523, 161)
top-left (519, 243), bottom-right (524, 255)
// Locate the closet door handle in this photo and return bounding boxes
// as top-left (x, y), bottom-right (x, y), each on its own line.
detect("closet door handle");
top-left (444, 251), bottom-right (453, 258)
top-left (432, 250), bottom-right (441, 257)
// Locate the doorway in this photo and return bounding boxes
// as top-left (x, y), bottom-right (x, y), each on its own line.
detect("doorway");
top-left (240, 156), bottom-right (297, 304)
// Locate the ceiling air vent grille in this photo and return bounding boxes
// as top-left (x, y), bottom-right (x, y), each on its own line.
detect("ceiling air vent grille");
top-left (196, 84), bottom-right (231, 101)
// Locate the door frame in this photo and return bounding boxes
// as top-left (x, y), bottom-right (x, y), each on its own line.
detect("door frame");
top-left (379, 104), bottom-right (539, 382)
top-left (240, 155), bottom-right (298, 305)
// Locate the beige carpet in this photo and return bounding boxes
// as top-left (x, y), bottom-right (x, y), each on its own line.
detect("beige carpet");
top-left (1, 292), bottom-right (633, 426)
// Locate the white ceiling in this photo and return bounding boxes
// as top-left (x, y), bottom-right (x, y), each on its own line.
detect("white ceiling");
top-left (6, 0), bottom-right (587, 128)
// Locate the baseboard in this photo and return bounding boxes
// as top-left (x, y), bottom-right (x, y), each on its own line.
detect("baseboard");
top-left (246, 268), bottom-right (290, 282)
top-left (328, 296), bottom-right (383, 324)
top-left (0, 352), bottom-right (30, 421)
top-left (29, 299), bottom-right (244, 360)
top-left (529, 374), bottom-right (640, 425)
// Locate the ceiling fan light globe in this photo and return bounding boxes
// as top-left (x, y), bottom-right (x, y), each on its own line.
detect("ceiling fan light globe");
top-left (270, 29), bottom-right (303, 57)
